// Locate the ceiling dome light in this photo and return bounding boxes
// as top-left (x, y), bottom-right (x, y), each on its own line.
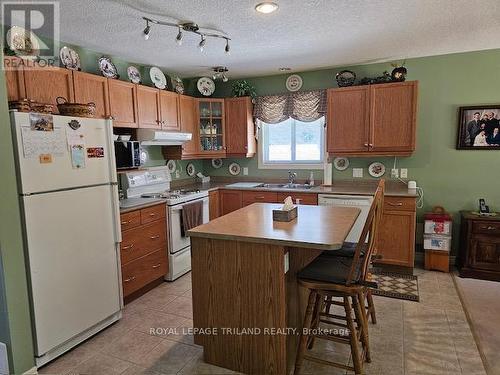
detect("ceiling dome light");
top-left (198, 35), bottom-right (206, 52)
top-left (224, 39), bottom-right (230, 55)
top-left (143, 20), bottom-right (151, 40)
top-left (175, 27), bottom-right (183, 45)
top-left (255, 2), bottom-right (279, 14)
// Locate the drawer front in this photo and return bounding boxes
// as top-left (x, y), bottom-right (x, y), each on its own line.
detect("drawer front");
top-left (384, 197), bottom-right (416, 212)
top-left (122, 249), bottom-right (168, 297)
top-left (121, 219), bottom-right (166, 264)
top-left (242, 191), bottom-right (278, 206)
top-left (120, 210), bottom-right (141, 231)
top-left (277, 192), bottom-right (317, 205)
top-left (140, 204), bottom-right (165, 225)
top-left (472, 221), bottom-right (500, 235)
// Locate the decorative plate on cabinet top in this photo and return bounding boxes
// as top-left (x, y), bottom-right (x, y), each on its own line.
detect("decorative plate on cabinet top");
top-left (228, 162), bottom-right (241, 176)
top-left (166, 159), bottom-right (176, 173)
top-left (186, 162), bottom-right (196, 177)
top-left (211, 158), bottom-right (223, 169)
top-left (172, 77), bottom-right (185, 94)
top-left (286, 74), bottom-right (303, 92)
top-left (149, 67), bottom-right (167, 89)
top-left (335, 70), bottom-right (356, 87)
top-left (59, 46), bottom-right (81, 70)
top-left (6, 26), bottom-right (40, 59)
top-left (333, 157), bottom-right (350, 171)
top-left (98, 57), bottom-right (119, 78)
top-left (368, 162), bottom-right (386, 178)
top-left (127, 66), bottom-right (141, 84)
top-left (197, 77), bottom-right (216, 96)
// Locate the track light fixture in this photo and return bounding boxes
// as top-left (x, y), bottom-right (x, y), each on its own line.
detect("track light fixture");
top-left (143, 20), bottom-right (151, 40)
top-left (175, 27), bottom-right (183, 45)
top-left (198, 35), bottom-right (206, 52)
top-left (142, 17), bottom-right (231, 54)
top-left (212, 66), bottom-right (229, 82)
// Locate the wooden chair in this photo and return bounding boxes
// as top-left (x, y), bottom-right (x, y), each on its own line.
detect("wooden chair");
top-left (294, 180), bottom-right (385, 375)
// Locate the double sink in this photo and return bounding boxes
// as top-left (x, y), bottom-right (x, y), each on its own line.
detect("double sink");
top-left (256, 183), bottom-right (314, 190)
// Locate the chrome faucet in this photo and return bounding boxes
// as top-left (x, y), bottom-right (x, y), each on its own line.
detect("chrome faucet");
top-left (288, 171), bottom-right (297, 185)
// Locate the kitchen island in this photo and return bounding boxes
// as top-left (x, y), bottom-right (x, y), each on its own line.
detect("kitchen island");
top-left (187, 203), bottom-right (360, 375)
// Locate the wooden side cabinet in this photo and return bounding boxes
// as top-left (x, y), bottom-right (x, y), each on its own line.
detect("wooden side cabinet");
top-left (225, 97), bottom-right (256, 157)
top-left (376, 196), bottom-right (416, 268)
top-left (458, 211), bottom-right (500, 281)
top-left (327, 81), bottom-right (418, 156)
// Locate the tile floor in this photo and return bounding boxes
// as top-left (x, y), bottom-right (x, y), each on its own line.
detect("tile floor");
top-left (39, 269), bottom-right (487, 375)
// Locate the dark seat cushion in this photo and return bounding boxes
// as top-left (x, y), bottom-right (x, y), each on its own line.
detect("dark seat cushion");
top-left (298, 254), bottom-right (361, 285)
top-left (321, 242), bottom-right (366, 258)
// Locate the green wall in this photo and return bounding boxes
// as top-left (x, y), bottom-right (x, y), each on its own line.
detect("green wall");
top-left (200, 49), bottom-right (500, 251)
top-left (0, 53), bottom-right (35, 373)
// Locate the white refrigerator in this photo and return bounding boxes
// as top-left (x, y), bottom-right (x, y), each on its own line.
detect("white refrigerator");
top-left (10, 112), bottom-right (122, 367)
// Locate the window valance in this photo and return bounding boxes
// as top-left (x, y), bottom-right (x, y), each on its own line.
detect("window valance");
top-left (253, 89), bottom-right (327, 124)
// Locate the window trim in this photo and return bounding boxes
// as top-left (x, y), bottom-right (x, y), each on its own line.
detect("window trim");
top-left (257, 118), bottom-right (326, 170)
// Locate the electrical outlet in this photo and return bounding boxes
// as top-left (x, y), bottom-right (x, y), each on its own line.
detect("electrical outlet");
top-left (353, 168), bottom-right (363, 178)
top-left (243, 167), bottom-right (248, 175)
top-left (391, 168), bottom-right (399, 178)
top-left (400, 168), bottom-right (408, 178)
top-left (175, 170), bottom-right (180, 179)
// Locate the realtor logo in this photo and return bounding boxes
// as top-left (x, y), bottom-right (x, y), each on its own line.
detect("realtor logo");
top-left (2, 1), bottom-right (59, 69)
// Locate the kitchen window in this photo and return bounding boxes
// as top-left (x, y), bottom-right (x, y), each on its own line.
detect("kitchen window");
top-left (258, 116), bottom-right (325, 169)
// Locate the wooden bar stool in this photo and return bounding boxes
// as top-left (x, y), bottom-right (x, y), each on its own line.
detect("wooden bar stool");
top-left (294, 180), bottom-right (384, 375)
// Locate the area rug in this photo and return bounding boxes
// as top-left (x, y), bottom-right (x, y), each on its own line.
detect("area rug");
top-left (370, 271), bottom-right (419, 302)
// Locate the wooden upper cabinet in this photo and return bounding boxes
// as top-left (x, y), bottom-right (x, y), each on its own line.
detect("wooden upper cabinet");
top-left (179, 95), bottom-right (198, 155)
top-left (327, 81), bottom-right (418, 156)
top-left (370, 81), bottom-right (418, 153)
top-left (225, 97), bottom-right (255, 157)
top-left (108, 79), bottom-right (138, 128)
top-left (24, 65), bottom-right (74, 112)
top-left (159, 91), bottom-right (180, 131)
top-left (137, 85), bottom-right (160, 129)
top-left (327, 86), bottom-right (370, 154)
top-left (73, 71), bottom-right (109, 118)
top-left (4, 57), bottom-right (26, 101)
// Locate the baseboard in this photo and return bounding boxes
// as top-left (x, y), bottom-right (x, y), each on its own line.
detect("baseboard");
top-left (23, 366), bottom-right (38, 375)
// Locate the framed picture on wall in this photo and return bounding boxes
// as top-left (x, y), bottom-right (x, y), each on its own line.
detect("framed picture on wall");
top-left (457, 105), bottom-right (500, 149)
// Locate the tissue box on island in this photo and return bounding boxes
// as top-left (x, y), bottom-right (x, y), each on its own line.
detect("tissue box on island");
top-left (272, 206), bottom-right (298, 222)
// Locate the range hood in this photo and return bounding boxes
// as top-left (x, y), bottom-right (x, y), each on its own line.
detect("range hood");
top-left (136, 129), bottom-right (192, 146)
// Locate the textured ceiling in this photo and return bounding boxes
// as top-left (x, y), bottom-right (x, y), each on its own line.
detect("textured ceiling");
top-left (11, 0), bottom-right (500, 78)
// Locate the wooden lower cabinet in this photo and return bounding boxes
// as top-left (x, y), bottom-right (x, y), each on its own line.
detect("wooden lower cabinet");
top-left (277, 192), bottom-right (318, 205)
top-left (241, 191), bottom-right (278, 206)
top-left (376, 197), bottom-right (416, 268)
top-left (119, 203), bottom-right (168, 299)
top-left (220, 190), bottom-right (243, 215)
top-left (458, 211), bottom-right (500, 281)
top-left (209, 190), bottom-right (221, 220)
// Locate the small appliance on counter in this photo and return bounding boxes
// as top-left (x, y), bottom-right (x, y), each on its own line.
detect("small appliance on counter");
top-left (121, 167), bottom-right (209, 280)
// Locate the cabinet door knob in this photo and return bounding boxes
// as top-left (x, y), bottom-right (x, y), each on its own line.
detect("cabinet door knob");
top-left (124, 276), bottom-right (136, 282)
top-left (121, 220), bottom-right (131, 225)
top-left (244, 145), bottom-right (247, 150)
top-left (364, 143), bottom-right (369, 147)
top-left (149, 235), bottom-right (160, 239)
top-left (369, 143), bottom-right (373, 147)
top-left (152, 263), bottom-right (162, 269)
top-left (387, 202), bottom-right (403, 206)
top-left (122, 244), bottom-right (134, 250)
top-left (482, 226), bottom-right (497, 230)
top-left (149, 213), bottom-right (156, 217)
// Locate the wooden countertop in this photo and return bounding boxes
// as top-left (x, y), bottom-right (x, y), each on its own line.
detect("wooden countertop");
top-left (187, 203), bottom-right (360, 251)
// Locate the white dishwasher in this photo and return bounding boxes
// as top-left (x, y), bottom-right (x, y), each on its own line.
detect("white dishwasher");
top-left (318, 194), bottom-right (373, 243)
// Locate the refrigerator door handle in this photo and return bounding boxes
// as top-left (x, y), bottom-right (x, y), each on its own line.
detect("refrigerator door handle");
top-left (111, 184), bottom-right (122, 244)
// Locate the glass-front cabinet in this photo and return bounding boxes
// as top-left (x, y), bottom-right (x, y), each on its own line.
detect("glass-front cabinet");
top-left (197, 98), bottom-right (226, 157)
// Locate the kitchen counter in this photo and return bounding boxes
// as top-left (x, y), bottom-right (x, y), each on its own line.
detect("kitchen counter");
top-left (188, 203), bottom-right (360, 374)
top-left (175, 178), bottom-right (417, 197)
top-left (119, 197), bottom-right (166, 213)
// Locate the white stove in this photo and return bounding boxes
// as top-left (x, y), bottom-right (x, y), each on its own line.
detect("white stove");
top-left (121, 167), bottom-right (209, 280)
